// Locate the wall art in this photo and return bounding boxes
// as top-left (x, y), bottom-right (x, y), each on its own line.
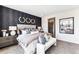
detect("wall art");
top-left (59, 17), bottom-right (74, 34)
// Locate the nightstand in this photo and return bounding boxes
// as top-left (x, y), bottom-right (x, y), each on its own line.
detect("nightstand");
top-left (0, 36), bottom-right (18, 48)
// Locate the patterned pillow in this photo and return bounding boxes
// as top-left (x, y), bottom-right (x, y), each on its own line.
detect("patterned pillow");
top-left (38, 33), bottom-right (47, 44)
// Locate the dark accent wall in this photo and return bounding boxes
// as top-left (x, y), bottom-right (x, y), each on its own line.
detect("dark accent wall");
top-left (0, 6), bottom-right (3, 36)
top-left (0, 5), bottom-right (41, 37)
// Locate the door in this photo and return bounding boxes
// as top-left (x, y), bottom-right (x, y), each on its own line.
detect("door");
top-left (48, 17), bottom-right (55, 38)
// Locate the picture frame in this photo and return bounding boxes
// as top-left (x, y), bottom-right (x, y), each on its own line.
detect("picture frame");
top-left (59, 17), bottom-right (74, 34)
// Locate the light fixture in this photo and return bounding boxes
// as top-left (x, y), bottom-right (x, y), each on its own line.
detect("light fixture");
top-left (1, 30), bottom-right (7, 37)
top-left (38, 27), bottom-right (42, 31)
top-left (9, 26), bottom-right (17, 36)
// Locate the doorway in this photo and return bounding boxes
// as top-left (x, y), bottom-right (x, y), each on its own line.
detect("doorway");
top-left (48, 17), bottom-right (56, 38)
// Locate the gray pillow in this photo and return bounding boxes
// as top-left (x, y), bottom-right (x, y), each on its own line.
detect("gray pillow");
top-left (38, 35), bottom-right (47, 44)
top-left (26, 29), bottom-right (31, 34)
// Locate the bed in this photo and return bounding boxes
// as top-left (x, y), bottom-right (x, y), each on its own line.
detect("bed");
top-left (17, 24), bottom-right (39, 54)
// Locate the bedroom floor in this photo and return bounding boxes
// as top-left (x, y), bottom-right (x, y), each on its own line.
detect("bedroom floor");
top-left (0, 40), bottom-right (79, 54)
top-left (46, 40), bottom-right (79, 54)
top-left (0, 45), bottom-right (24, 54)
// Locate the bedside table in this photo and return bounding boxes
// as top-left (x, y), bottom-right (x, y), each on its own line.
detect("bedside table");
top-left (0, 36), bottom-right (18, 48)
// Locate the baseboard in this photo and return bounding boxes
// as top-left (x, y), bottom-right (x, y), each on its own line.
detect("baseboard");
top-left (57, 39), bottom-right (79, 45)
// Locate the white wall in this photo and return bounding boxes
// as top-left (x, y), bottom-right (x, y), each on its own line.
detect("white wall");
top-left (42, 8), bottom-right (79, 44)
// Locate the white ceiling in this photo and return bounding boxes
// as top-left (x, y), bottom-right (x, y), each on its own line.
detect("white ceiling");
top-left (4, 5), bottom-right (79, 17)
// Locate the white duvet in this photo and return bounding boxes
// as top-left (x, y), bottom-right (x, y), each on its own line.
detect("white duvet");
top-left (17, 33), bottom-right (39, 47)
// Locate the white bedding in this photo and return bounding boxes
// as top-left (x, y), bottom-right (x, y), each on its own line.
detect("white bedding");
top-left (17, 33), bottom-right (39, 47)
top-left (17, 24), bottom-right (39, 53)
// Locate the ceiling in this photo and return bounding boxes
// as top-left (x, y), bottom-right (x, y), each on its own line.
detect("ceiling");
top-left (4, 5), bottom-right (79, 17)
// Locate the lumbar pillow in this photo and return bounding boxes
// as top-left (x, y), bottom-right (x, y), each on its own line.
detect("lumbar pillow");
top-left (31, 31), bottom-right (39, 34)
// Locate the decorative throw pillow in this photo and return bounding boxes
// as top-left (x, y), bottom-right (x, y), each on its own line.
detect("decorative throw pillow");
top-left (26, 29), bottom-right (31, 34)
top-left (44, 34), bottom-right (49, 42)
top-left (38, 33), bottom-right (47, 44)
top-left (21, 30), bottom-right (26, 34)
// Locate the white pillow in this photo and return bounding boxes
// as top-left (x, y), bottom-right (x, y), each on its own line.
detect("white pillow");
top-left (31, 31), bottom-right (39, 34)
top-left (21, 30), bottom-right (26, 35)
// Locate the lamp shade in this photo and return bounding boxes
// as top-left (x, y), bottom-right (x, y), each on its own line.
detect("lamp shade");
top-left (38, 27), bottom-right (41, 30)
top-left (9, 26), bottom-right (17, 30)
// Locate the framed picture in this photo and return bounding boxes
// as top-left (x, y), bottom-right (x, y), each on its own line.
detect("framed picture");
top-left (59, 17), bottom-right (74, 34)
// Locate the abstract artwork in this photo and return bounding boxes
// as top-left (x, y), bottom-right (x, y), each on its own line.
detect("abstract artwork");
top-left (59, 17), bottom-right (74, 34)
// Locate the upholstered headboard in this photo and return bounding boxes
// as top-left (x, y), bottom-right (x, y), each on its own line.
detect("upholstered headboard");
top-left (17, 24), bottom-right (36, 30)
